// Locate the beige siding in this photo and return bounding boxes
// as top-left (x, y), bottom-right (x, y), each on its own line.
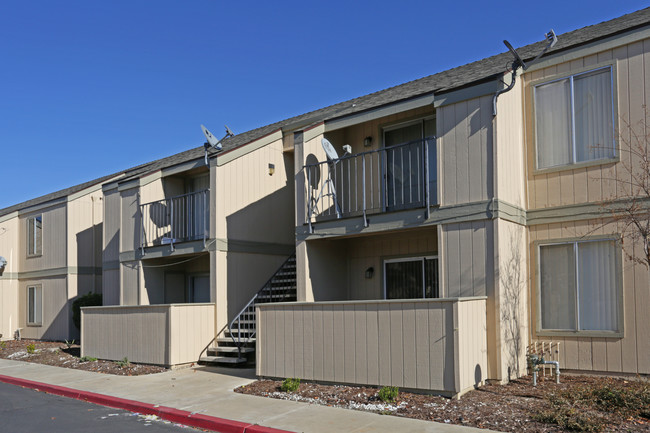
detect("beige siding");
top-left (102, 269), bottom-right (120, 306)
top-left (257, 298), bottom-right (487, 397)
top-left (214, 137), bottom-right (293, 245)
top-left (441, 221), bottom-right (491, 298)
top-left (529, 219), bottom-right (649, 375)
top-left (346, 228), bottom-right (438, 300)
top-left (103, 189), bottom-right (121, 264)
top-left (495, 79), bottom-right (526, 208)
top-left (67, 190), bottom-right (103, 269)
top-left (19, 276), bottom-right (69, 340)
top-left (524, 38), bottom-right (650, 210)
top-left (121, 261), bottom-right (139, 305)
top-left (119, 188), bottom-right (139, 253)
top-left (0, 216), bottom-right (19, 340)
top-left (438, 96), bottom-right (493, 206)
top-left (81, 303), bottom-right (215, 366)
top-left (19, 203), bottom-right (67, 272)
top-left (493, 219), bottom-right (529, 381)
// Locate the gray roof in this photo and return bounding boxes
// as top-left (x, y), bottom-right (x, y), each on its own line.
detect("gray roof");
top-left (2, 7), bottom-right (650, 217)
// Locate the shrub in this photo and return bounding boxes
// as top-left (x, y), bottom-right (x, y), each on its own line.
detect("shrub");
top-left (378, 386), bottom-right (399, 403)
top-left (116, 357), bottom-right (130, 369)
top-left (72, 292), bottom-right (102, 330)
top-left (26, 343), bottom-right (36, 354)
top-left (80, 356), bottom-right (97, 362)
top-left (0, 341), bottom-right (6, 350)
top-left (281, 378), bottom-right (301, 392)
top-left (64, 339), bottom-right (75, 349)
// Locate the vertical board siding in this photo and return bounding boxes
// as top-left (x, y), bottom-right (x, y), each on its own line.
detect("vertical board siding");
top-left (257, 298), bottom-right (487, 396)
top-left (529, 219), bottom-right (647, 375)
top-left (524, 38), bottom-right (650, 210)
top-left (82, 303), bottom-right (214, 366)
top-left (442, 221), bottom-right (489, 298)
top-left (19, 204), bottom-right (67, 272)
top-left (439, 96), bottom-right (493, 206)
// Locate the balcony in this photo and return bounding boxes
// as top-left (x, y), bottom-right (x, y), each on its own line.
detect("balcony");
top-left (303, 137), bottom-right (436, 228)
top-left (140, 189), bottom-right (209, 250)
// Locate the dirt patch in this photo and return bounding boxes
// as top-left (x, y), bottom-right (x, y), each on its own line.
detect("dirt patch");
top-left (0, 340), bottom-right (167, 376)
top-left (236, 375), bottom-right (650, 432)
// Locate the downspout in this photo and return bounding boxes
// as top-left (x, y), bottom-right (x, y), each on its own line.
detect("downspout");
top-left (492, 68), bottom-right (519, 116)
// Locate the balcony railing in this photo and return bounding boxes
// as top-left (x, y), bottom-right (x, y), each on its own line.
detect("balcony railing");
top-left (304, 137), bottom-right (436, 229)
top-left (140, 189), bottom-right (209, 250)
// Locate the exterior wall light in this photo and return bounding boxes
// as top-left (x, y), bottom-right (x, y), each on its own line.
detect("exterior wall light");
top-left (363, 136), bottom-right (373, 147)
top-left (268, 163), bottom-right (275, 176)
top-left (0, 256), bottom-right (6, 276)
top-left (365, 266), bottom-right (374, 279)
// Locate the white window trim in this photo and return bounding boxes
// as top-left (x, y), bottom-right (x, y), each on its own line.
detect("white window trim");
top-left (533, 65), bottom-right (617, 172)
top-left (383, 255), bottom-right (438, 299)
top-left (27, 284), bottom-right (43, 327)
top-left (26, 214), bottom-right (43, 258)
top-left (535, 236), bottom-right (624, 338)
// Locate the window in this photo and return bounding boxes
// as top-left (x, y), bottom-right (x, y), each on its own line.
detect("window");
top-left (384, 256), bottom-right (439, 299)
top-left (27, 285), bottom-right (42, 326)
top-left (538, 239), bottom-right (620, 333)
top-left (27, 215), bottom-right (43, 256)
top-left (534, 66), bottom-right (615, 169)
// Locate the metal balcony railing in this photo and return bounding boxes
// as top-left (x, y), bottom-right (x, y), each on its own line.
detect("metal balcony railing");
top-left (304, 137), bottom-right (436, 229)
top-left (140, 189), bottom-right (209, 251)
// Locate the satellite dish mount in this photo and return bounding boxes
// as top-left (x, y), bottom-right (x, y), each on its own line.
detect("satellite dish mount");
top-left (202, 124), bottom-right (234, 165)
top-left (493, 30), bottom-right (557, 115)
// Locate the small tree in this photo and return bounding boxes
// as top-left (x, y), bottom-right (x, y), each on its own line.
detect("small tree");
top-left (601, 108), bottom-right (650, 269)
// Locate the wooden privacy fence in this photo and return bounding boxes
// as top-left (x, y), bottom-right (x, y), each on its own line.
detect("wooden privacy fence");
top-left (256, 297), bottom-right (487, 398)
top-left (81, 303), bottom-right (215, 366)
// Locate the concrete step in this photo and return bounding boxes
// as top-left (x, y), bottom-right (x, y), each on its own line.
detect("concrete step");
top-left (216, 337), bottom-right (255, 345)
top-left (199, 356), bottom-right (247, 364)
top-left (209, 346), bottom-right (255, 355)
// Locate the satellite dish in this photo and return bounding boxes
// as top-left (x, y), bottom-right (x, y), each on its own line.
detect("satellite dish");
top-left (321, 138), bottom-right (339, 161)
top-left (201, 124), bottom-right (221, 150)
top-left (201, 124), bottom-right (235, 165)
top-left (503, 39), bottom-right (527, 70)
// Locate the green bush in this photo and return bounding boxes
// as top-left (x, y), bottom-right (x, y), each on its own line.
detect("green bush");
top-left (26, 343), bottom-right (36, 354)
top-left (80, 356), bottom-right (97, 362)
top-left (72, 293), bottom-right (102, 330)
top-left (378, 386), bottom-right (399, 403)
top-left (116, 357), bottom-right (130, 369)
top-left (281, 378), bottom-right (301, 392)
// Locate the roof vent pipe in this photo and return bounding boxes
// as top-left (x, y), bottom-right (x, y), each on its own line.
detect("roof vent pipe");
top-left (492, 30), bottom-right (557, 116)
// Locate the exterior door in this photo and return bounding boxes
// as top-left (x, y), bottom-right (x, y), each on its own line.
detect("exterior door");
top-left (383, 118), bottom-right (436, 210)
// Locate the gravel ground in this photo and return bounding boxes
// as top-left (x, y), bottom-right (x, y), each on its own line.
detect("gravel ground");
top-left (0, 340), bottom-right (168, 376)
top-left (236, 375), bottom-right (650, 432)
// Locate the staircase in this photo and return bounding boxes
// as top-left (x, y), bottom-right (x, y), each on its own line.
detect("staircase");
top-left (199, 254), bottom-right (297, 366)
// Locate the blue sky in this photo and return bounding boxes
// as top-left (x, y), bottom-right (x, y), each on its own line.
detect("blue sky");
top-left (1, 1), bottom-right (648, 209)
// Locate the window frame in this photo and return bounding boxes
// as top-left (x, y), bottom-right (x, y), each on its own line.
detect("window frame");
top-left (383, 255), bottom-right (439, 300)
top-left (27, 284), bottom-right (43, 327)
top-left (535, 236), bottom-right (624, 338)
top-left (26, 214), bottom-right (43, 257)
top-left (532, 64), bottom-right (618, 173)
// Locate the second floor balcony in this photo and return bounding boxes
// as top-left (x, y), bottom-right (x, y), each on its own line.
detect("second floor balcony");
top-left (140, 189), bottom-right (209, 250)
top-left (303, 137), bottom-right (437, 228)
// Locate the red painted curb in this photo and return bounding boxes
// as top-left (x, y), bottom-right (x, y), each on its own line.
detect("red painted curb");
top-left (0, 374), bottom-right (294, 433)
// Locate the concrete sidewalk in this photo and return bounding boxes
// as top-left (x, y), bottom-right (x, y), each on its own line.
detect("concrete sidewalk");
top-left (0, 359), bottom-right (490, 433)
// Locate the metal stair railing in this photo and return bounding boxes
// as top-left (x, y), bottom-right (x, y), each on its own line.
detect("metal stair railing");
top-left (215, 253), bottom-right (297, 359)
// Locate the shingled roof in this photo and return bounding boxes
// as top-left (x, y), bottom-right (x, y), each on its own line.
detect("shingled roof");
top-left (3, 7), bottom-right (650, 217)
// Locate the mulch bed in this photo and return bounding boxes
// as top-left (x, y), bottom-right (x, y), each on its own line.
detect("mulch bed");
top-left (0, 340), bottom-right (167, 376)
top-left (236, 374), bottom-right (650, 432)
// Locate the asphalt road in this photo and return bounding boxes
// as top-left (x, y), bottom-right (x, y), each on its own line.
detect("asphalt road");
top-left (0, 381), bottom-right (203, 433)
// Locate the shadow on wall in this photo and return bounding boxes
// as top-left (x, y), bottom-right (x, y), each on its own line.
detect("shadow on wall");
top-left (224, 176), bottom-right (295, 320)
top-left (499, 231), bottom-right (526, 381)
